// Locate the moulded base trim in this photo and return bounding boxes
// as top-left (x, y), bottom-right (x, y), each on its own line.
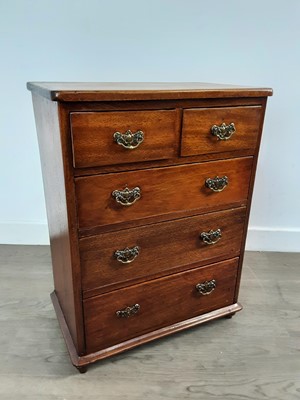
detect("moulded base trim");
top-left (51, 291), bottom-right (242, 371)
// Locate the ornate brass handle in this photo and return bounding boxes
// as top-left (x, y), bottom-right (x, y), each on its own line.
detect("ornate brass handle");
top-left (112, 186), bottom-right (141, 206)
top-left (116, 304), bottom-right (140, 318)
top-left (196, 280), bottom-right (216, 295)
top-left (113, 130), bottom-right (144, 149)
top-left (211, 122), bottom-right (235, 140)
top-left (114, 246), bottom-right (140, 263)
top-left (200, 229), bottom-right (222, 245)
top-left (205, 176), bottom-right (228, 192)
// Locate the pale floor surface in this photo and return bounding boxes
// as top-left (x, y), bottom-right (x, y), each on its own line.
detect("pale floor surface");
top-left (0, 245), bottom-right (299, 400)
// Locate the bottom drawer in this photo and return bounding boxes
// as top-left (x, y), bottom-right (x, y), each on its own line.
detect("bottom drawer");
top-left (84, 258), bottom-right (239, 353)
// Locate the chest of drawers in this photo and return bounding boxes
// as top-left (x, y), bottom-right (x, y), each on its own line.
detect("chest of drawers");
top-left (28, 82), bottom-right (272, 372)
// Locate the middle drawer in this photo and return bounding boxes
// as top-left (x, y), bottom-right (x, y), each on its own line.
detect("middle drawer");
top-left (80, 207), bottom-right (246, 297)
top-left (75, 156), bottom-right (252, 235)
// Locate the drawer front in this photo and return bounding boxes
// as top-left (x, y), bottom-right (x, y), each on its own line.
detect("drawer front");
top-left (80, 207), bottom-right (246, 295)
top-left (84, 258), bottom-right (238, 353)
top-left (76, 157), bottom-right (252, 233)
top-left (181, 106), bottom-right (262, 157)
top-left (70, 110), bottom-right (179, 168)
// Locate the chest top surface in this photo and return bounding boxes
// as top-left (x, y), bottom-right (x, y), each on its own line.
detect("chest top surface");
top-left (27, 82), bottom-right (273, 102)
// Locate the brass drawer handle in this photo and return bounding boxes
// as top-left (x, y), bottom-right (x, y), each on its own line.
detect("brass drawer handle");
top-left (114, 246), bottom-right (140, 263)
top-left (200, 229), bottom-right (222, 245)
top-left (116, 304), bottom-right (140, 318)
top-left (113, 130), bottom-right (144, 149)
top-left (211, 122), bottom-right (236, 140)
top-left (112, 186), bottom-right (141, 206)
top-left (205, 176), bottom-right (228, 192)
top-left (196, 280), bottom-right (216, 295)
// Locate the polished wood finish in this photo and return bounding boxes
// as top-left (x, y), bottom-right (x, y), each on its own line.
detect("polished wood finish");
top-left (84, 258), bottom-right (239, 353)
top-left (233, 99), bottom-right (268, 303)
top-left (4, 246), bottom-right (299, 396)
top-left (70, 110), bottom-right (180, 168)
top-left (181, 106), bottom-right (262, 157)
top-left (31, 94), bottom-right (84, 354)
top-left (51, 288), bottom-right (242, 369)
top-left (28, 82), bottom-right (271, 371)
top-left (27, 82), bottom-right (272, 102)
top-left (75, 157), bottom-right (253, 235)
top-left (80, 207), bottom-right (246, 297)
top-left (65, 97), bottom-right (268, 176)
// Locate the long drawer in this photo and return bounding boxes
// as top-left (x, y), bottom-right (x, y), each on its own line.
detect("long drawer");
top-left (84, 258), bottom-right (239, 353)
top-left (80, 207), bottom-right (246, 296)
top-left (75, 156), bottom-right (253, 234)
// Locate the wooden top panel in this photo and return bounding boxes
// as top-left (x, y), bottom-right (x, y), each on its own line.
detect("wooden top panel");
top-left (27, 82), bottom-right (273, 102)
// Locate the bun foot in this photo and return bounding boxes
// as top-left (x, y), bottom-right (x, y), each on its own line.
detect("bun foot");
top-left (225, 313), bottom-right (236, 319)
top-left (76, 365), bottom-right (87, 373)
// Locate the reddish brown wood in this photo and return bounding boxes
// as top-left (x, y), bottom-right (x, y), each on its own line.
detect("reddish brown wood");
top-left (31, 95), bottom-right (85, 354)
top-left (27, 82), bottom-right (272, 102)
top-left (51, 290), bottom-right (242, 369)
top-left (28, 82), bottom-right (271, 372)
top-left (84, 258), bottom-right (239, 353)
top-left (181, 106), bottom-right (263, 157)
top-left (61, 96), bottom-right (268, 113)
top-left (67, 97), bottom-right (267, 178)
top-left (70, 109), bottom-right (180, 168)
top-left (80, 207), bottom-right (246, 297)
top-left (233, 98), bottom-right (269, 302)
top-left (50, 291), bottom-right (81, 367)
top-left (75, 157), bottom-right (253, 235)
top-left (73, 149), bottom-right (255, 177)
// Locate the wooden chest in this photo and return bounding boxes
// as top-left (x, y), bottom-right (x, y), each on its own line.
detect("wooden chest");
top-left (28, 82), bottom-right (272, 372)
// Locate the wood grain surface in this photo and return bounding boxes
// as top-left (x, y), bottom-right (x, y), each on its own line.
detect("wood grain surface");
top-left (27, 81), bottom-right (273, 102)
top-left (181, 106), bottom-right (262, 156)
top-left (1, 245), bottom-right (299, 399)
top-left (80, 207), bottom-right (246, 297)
top-left (84, 258), bottom-right (239, 353)
top-left (28, 85), bottom-right (272, 377)
top-left (70, 110), bottom-right (180, 168)
top-left (31, 95), bottom-right (84, 353)
top-left (66, 96), bottom-right (267, 178)
top-left (75, 156), bottom-right (253, 235)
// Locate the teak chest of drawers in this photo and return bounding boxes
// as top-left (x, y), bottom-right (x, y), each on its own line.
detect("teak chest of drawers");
top-left (28, 82), bottom-right (272, 372)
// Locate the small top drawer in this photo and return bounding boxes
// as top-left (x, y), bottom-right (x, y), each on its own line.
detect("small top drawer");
top-left (181, 106), bottom-right (262, 157)
top-left (70, 110), bottom-right (179, 168)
